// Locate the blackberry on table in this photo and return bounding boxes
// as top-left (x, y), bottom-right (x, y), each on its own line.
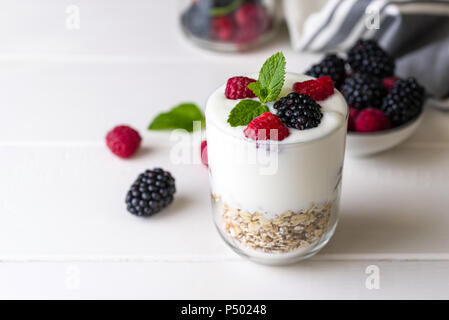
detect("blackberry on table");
top-left (125, 168), bottom-right (176, 217)
top-left (274, 92), bottom-right (323, 130)
top-left (342, 73), bottom-right (386, 109)
top-left (347, 39), bottom-right (395, 78)
top-left (381, 78), bottom-right (426, 127)
top-left (305, 54), bottom-right (346, 88)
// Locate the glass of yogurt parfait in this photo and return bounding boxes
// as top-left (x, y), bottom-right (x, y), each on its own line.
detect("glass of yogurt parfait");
top-left (205, 53), bottom-right (348, 265)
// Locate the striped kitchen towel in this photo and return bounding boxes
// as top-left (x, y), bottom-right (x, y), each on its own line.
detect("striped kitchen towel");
top-left (283, 0), bottom-right (449, 105)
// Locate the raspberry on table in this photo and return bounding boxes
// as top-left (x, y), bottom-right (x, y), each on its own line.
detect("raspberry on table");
top-left (342, 73), bottom-right (386, 109)
top-left (274, 92), bottom-right (323, 130)
top-left (225, 76), bottom-right (257, 100)
top-left (305, 54), bottom-right (346, 88)
top-left (200, 140), bottom-right (208, 168)
top-left (354, 108), bottom-right (391, 132)
top-left (380, 78), bottom-right (426, 127)
top-left (106, 125), bottom-right (141, 159)
top-left (347, 39), bottom-right (395, 78)
top-left (293, 76), bottom-right (335, 101)
top-left (244, 112), bottom-right (290, 141)
top-left (211, 16), bottom-right (235, 41)
top-left (125, 168), bottom-right (176, 217)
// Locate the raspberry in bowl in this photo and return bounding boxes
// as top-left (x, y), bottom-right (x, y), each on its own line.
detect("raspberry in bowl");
top-left (205, 53), bottom-right (348, 264)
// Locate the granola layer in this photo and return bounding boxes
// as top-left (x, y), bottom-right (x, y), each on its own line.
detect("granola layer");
top-left (213, 194), bottom-right (334, 254)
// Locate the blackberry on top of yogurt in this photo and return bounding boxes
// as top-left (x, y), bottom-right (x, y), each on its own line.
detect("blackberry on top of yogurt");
top-left (274, 92), bottom-right (323, 130)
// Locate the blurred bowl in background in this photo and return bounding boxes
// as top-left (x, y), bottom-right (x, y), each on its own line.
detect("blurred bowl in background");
top-left (179, 0), bottom-right (281, 52)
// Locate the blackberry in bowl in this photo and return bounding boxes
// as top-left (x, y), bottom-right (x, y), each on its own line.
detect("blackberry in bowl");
top-left (305, 54), bottom-right (346, 88)
top-left (342, 73), bottom-right (386, 109)
top-left (381, 78), bottom-right (426, 127)
top-left (347, 39), bottom-right (395, 78)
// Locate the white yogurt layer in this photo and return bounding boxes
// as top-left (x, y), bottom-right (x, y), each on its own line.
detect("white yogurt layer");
top-left (206, 72), bottom-right (348, 217)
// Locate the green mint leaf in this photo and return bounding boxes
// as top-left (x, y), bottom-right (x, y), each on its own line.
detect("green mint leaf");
top-left (227, 99), bottom-right (269, 127)
top-left (148, 103), bottom-right (205, 133)
top-left (248, 82), bottom-right (262, 100)
top-left (248, 81), bottom-right (270, 103)
top-left (257, 52), bottom-right (286, 102)
top-left (210, 0), bottom-right (243, 17)
top-left (260, 87), bottom-right (270, 103)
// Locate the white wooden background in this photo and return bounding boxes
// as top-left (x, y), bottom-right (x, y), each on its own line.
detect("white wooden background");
top-left (0, 0), bottom-right (448, 299)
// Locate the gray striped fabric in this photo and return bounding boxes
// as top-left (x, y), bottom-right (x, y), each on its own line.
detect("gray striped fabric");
top-left (286, 0), bottom-right (449, 100)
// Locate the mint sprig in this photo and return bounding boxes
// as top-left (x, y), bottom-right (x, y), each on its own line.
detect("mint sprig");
top-left (225, 52), bottom-right (286, 127)
top-left (248, 52), bottom-right (286, 103)
top-left (210, 0), bottom-right (243, 17)
top-left (148, 103), bottom-right (205, 133)
top-left (227, 99), bottom-right (269, 127)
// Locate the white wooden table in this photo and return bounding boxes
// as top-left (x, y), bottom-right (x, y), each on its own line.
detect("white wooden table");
top-left (0, 0), bottom-right (448, 299)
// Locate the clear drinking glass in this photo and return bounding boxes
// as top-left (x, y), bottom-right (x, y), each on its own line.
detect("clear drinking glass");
top-left (179, 0), bottom-right (281, 52)
top-left (206, 85), bottom-right (348, 265)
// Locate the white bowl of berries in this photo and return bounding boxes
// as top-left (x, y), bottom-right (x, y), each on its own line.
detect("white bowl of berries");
top-left (346, 109), bottom-right (424, 157)
top-left (303, 39), bottom-right (427, 156)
